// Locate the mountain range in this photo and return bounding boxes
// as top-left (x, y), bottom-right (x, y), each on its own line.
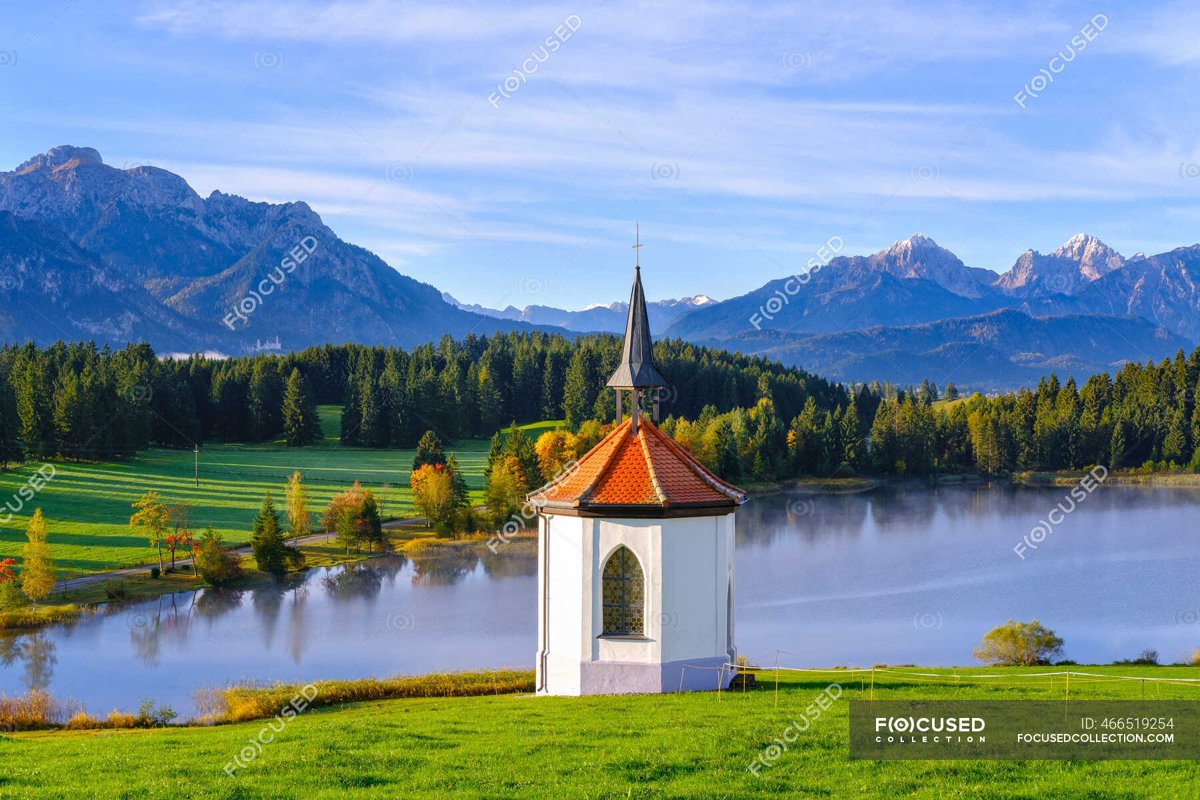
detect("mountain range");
top-left (1, 146), bottom-right (1198, 390)
top-left (0, 146), bottom-right (557, 352)
top-left (442, 292), bottom-right (715, 334)
top-left (664, 233), bottom-right (1198, 388)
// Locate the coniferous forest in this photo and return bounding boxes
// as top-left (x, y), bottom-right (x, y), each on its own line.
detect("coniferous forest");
top-left (2, 334), bottom-right (1200, 481)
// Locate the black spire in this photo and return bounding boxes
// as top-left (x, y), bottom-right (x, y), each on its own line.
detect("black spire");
top-left (607, 265), bottom-right (668, 390)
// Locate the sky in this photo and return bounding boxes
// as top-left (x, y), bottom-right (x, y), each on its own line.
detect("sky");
top-left (2, 1), bottom-right (1200, 310)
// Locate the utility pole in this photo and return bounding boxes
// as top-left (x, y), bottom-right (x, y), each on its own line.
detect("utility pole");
top-left (194, 443), bottom-right (199, 487)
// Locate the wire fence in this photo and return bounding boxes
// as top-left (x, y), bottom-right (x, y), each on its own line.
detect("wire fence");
top-left (677, 652), bottom-right (1200, 706)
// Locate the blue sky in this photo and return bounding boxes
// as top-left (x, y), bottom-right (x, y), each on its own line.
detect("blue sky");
top-left (2, 1), bottom-right (1199, 309)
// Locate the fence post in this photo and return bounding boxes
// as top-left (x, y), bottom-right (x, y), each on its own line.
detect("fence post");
top-left (774, 651), bottom-right (780, 709)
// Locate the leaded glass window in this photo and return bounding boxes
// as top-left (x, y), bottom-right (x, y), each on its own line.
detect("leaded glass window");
top-left (601, 546), bottom-right (645, 636)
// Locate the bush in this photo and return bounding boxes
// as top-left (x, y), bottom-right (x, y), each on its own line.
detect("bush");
top-left (195, 669), bottom-right (534, 724)
top-left (972, 619), bottom-right (1064, 666)
top-left (101, 580), bottom-right (130, 601)
top-left (136, 698), bottom-right (178, 727)
top-left (192, 529), bottom-right (243, 587)
top-left (0, 690), bottom-right (62, 731)
top-left (149, 566), bottom-right (160, 579)
top-left (0, 580), bottom-right (25, 610)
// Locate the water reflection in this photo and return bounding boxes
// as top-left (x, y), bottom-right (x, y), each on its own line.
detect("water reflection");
top-left (0, 632), bottom-right (56, 691)
top-left (3, 486), bottom-right (1200, 715)
top-left (0, 546), bottom-right (538, 715)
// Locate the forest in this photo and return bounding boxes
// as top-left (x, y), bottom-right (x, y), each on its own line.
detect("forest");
top-left (2, 334), bottom-right (1199, 482)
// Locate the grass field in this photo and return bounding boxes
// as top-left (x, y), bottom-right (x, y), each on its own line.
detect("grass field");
top-left (3, 667), bottom-right (1200, 798)
top-left (0, 409), bottom-right (563, 580)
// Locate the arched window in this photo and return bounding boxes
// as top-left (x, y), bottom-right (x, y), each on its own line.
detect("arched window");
top-left (601, 546), bottom-right (645, 636)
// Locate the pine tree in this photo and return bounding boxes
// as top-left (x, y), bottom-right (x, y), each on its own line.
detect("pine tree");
top-left (359, 493), bottom-right (385, 552)
top-left (248, 360), bottom-right (283, 442)
top-left (562, 348), bottom-right (595, 430)
top-left (341, 374), bottom-right (362, 446)
top-left (15, 357), bottom-right (52, 457)
top-left (477, 365), bottom-right (504, 435)
top-left (281, 368), bottom-right (319, 446)
top-left (358, 368), bottom-right (382, 447)
top-left (446, 453), bottom-right (470, 511)
top-left (840, 401), bottom-right (861, 469)
top-left (1109, 422), bottom-right (1128, 469)
top-left (20, 509), bottom-right (55, 603)
top-left (251, 493), bottom-right (290, 578)
top-left (1163, 407), bottom-right (1188, 465)
top-left (413, 430), bottom-right (447, 470)
top-left (0, 366), bottom-right (22, 469)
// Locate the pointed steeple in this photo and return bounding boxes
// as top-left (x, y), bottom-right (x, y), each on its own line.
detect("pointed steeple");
top-left (607, 266), bottom-right (667, 390)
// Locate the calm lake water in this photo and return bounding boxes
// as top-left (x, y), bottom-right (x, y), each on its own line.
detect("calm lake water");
top-left (4, 484), bottom-right (1200, 716)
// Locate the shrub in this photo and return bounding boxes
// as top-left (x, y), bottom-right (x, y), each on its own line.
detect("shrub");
top-left (149, 566), bottom-right (160, 579)
top-left (192, 529), bottom-right (243, 587)
top-left (0, 690), bottom-right (61, 731)
top-left (972, 619), bottom-right (1064, 666)
top-left (136, 698), bottom-right (178, 727)
top-left (196, 669), bottom-right (534, 725)
top-left (101, 580), bottom-right (130, 601)
top-left (0, 579), bottom-right (25, 610)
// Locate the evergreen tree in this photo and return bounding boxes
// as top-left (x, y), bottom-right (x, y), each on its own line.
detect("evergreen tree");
top-left (359, 493), bottom-right (385, 552)
top-left (250, 493), bottom-right (290, 579)
top-left (412, 430), bottom-right (448, 470)
top-left (0, 367), bottom-right (23, 469)
top-left (281, 368), bottom-right (320, 446)
top-left (248, 360), bottom-right (283, 442)
top-left (446, 453), bottom-right (470, 511)
top-left (341, 374), bottom-right (362, 446)
top-left (15, 356), bottom-right (52, 457)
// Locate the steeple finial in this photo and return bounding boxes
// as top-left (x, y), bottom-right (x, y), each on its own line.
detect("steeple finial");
top-left (633, 222), bottom-right (642, 270)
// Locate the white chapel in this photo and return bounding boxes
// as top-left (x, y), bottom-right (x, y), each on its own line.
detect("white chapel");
top-left (530, 256), bottom-right (746, 696)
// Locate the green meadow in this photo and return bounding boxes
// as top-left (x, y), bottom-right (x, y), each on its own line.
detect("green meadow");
top-left (3, 667), bottom-right (1200, 799)
top-left (0, 408), bottom-right (561, 580)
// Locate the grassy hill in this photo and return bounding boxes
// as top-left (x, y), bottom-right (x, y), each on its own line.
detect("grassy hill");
top-left (0, 409), bottom-right (563, 580)
top-left (2, 667), bottom-right (1198, 798)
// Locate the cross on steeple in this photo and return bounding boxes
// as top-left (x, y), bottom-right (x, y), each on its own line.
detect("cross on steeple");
top-left (609, 226), bottom-right (668, 432)
top-left (633, 222), bottom-right (642, 269)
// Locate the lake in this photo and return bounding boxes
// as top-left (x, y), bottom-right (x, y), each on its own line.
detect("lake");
top-left (3, 483), bottom-right (1199, 716)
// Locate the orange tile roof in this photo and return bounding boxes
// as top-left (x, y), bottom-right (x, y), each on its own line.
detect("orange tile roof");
top-left (531, 417), bottom-right (745, 516)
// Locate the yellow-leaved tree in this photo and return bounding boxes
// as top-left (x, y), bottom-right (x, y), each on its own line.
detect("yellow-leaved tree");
top-left (285, 471), bottom-right (310, 544)
top-left (20, 509), bottom-right (56, 603)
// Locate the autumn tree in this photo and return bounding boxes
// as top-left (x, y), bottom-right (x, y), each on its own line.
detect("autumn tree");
top-left (164, 531), bottom-right (194, 572)
top-left (411, 464), bottom-right (455, 531)
top-left (285, 470), bottom-right (310, 544)
top-left (20, 509), bottom-right (55, 603)
top-left (165, 502), bottom-right (192, 569)
top-left (324, 483), bottom-right (383, 553)
top-left (130, 491), bottom-right (170, 572)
